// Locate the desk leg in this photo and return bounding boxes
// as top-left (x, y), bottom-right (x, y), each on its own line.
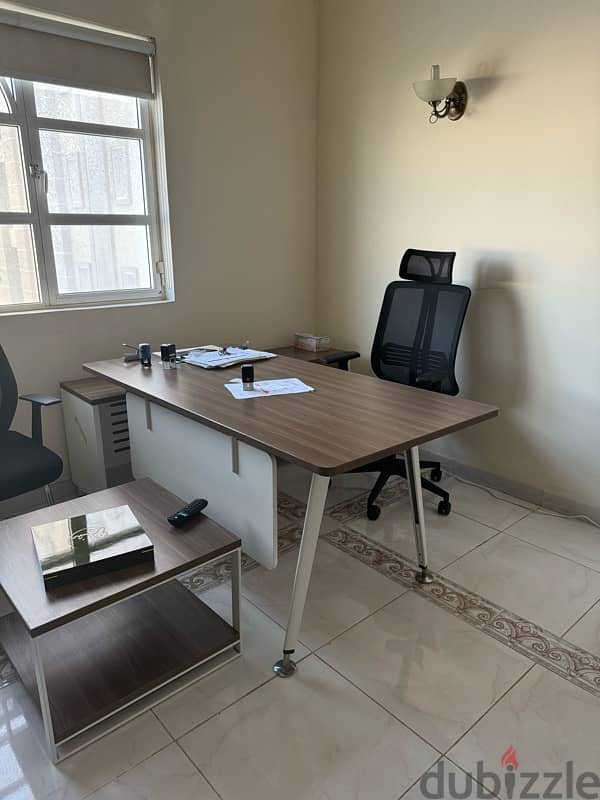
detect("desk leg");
top-left (405, 446), bottom-right (433, 585)
top-left (273, 472), bottom-right (329, 677)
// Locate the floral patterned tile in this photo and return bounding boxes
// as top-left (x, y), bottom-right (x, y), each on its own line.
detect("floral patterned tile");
top-left (277, 491), bottom-right (309, 522)
top-left (180, 520), bottom-right (303, 596)
top-left (5, 502), bottom-right (597, 710)
top-left (324, 525), bottom-right (600, 701)
top-left (327, 479), bottom-right (407, 523)
top-left (180, 505), bottom-right (600, 705)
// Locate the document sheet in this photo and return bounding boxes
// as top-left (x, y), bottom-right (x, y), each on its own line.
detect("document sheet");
top-left (185, 347), bottom-right (277, 369)
top-left (224, 378), bottom-right (314, 399)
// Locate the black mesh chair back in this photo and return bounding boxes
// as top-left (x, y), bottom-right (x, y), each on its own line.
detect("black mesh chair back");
top-left (0, 344), bottom-right (18, 433)
top-left (400, 249), bottom-right (455, 284)
top-left (370, 281), bottom-right (470, 396)
top-left (0, 344), bottom-right (63, 503)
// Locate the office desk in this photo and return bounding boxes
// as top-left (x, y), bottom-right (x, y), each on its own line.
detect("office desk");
top-left (84, 355), bottom-right (497, 676)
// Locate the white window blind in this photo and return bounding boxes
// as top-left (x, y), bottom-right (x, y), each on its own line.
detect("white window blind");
top-left (0, 10), bottom-right (154, 97)
top-left (0, 11), bottom-right (169, 312)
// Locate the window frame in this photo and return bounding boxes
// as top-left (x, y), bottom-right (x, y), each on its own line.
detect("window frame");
top-left (0, 78), bottom-right (166, 314)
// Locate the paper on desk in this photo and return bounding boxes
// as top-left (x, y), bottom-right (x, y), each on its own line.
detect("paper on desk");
top-left (225, 378), bottom-right (314, 399)
top-left (152, 344), bottom-right (219, 357)
top-left (185, 347), bottom-right (277, 369)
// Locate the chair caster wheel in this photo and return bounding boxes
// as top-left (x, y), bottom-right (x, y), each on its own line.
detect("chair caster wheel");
top-left (437, 500), bottom-right (451, 516)
top-left (430, 468), bottom-right (442, 483)
top-left (367, 505), bottom-right (381, 521)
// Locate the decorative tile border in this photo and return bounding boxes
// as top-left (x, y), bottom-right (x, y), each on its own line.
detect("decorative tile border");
top-left (278, 479), bottom-right (408, 526)
top-left (176, 473), bottom-right (600, 707)
top-left (327, 479), bottom-right (408, 523)
top-left (180, 491), bottom-right (600, 704)
top-left (2, 490), bottom-right (599, 703)
top-left (180, 519), bottom-right (303, 596)
top-left (0, 520), bottom-right (304, 691)
top-left (277, 492), bottom-right (308, 522)
top-left (180, 551), bottom-right (259, 595)
top-left (324, 525), bottom-right (600, 700)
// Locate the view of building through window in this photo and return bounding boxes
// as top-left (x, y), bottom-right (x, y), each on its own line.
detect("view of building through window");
top-left (0, 80), bottom-right (159, 309)
top-left (0, 116), bottom-right (39, 305)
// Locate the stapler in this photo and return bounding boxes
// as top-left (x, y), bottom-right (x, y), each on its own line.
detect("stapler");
top-left (122, 343), bottom-right (140, 363)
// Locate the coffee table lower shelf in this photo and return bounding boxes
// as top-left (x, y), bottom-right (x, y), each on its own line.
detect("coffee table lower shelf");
top-left (0, 579), bottom-right (240, 761)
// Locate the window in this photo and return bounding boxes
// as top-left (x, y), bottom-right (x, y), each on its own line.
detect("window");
top-left (0, 78), bottom-right (165, 311)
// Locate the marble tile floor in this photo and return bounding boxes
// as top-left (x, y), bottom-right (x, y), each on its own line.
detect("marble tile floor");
top-left (2, 465), bottom-right (600, 799)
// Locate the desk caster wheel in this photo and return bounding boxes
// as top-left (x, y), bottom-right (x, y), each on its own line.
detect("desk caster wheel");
top-left (430, 468), bottom-right (442, 483)
top-left (437, 500), bottom-right (451, 516)
top-left (367, 505), bottom-right (381, 521)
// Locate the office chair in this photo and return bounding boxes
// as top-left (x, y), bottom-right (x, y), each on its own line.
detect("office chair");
top-left (352, 249), bottom-right (471, 519)
top-left (0, 345), bottom-right (63, 506)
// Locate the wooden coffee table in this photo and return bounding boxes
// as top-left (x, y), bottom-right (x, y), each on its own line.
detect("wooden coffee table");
top-left (0, 478), bottom-right (241, 762)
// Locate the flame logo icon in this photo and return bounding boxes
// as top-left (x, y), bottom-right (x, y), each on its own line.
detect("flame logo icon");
top-left (501, 745), bottom-right (519, 770)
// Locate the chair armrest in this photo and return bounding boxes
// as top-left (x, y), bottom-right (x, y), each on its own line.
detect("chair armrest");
top-left (314, 350), bottom-right (360, 371)
top-left (19, 394), bottom-right (61, 444)
top-left (415, 370), bottom-right (449, 391)
top-left (19, 393), bottom-right (61, 406)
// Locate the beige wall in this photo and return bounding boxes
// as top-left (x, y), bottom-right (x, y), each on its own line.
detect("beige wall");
top-left (318, 0), bottom-right (600, 513)
top-left (3, 0), bottom-right (599, 515)
top-left (0, 0), bottom-right (317, 476)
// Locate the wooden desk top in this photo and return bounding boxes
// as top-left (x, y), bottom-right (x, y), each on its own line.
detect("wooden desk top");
top-left (60, 377), bottom-right (125, 405)
top-left (0, 479), bottom-right (240, 636)
top-left (84, 356), bottom-right (498, 477)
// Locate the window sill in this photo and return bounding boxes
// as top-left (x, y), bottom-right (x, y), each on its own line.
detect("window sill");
top-left (0, 296), bottom-right (175, 317)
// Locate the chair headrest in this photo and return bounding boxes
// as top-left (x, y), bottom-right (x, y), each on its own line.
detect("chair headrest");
top-left (399, 249), bottom-right (456, 284)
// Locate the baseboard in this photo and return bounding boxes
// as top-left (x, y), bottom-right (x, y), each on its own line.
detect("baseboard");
top-left (421, 449), bottom-right (600, 524)
top-left (0, 478), bottom-right (80, 521)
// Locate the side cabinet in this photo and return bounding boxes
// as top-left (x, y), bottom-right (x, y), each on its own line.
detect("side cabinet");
top-left (60, 378), bottom-right (133, 494)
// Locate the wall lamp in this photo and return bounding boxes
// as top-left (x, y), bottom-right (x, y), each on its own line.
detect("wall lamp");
top-left (412, 65), bottom-right (468, 124)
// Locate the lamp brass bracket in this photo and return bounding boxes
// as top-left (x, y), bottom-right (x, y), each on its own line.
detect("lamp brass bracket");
top-left (429, 81), bottom-right (468, 123)
top-left (447, 81), bottom-right (468, 121)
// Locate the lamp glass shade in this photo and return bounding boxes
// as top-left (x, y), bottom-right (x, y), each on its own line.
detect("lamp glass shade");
top-left (412, 77), bottom-right (456, 103)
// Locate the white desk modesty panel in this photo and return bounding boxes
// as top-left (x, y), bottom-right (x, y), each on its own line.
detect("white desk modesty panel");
top-left (126, 392), bottom-right (278, 569)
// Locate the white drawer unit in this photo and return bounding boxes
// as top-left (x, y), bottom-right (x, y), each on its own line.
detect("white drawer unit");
top-left (60, 378), bottom-right (133, 494)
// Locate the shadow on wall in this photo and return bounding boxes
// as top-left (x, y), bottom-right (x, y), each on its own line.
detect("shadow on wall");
top-left (459, 256), bottom-right (527, 408)
top-left (455, 254), bottom-right (561, 490)
top-left (461, 58), bottom-right (522, 119)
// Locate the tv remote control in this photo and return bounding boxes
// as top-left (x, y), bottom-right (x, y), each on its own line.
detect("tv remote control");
top-left (167, 498), bottom-right (208, 527)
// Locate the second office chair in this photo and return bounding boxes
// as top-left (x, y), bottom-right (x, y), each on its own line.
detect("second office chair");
top-left (0, 344), bottom-right (63, 506)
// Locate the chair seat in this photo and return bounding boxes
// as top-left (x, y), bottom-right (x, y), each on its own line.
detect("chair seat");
top-left (0, 431), bottom-right (63, 502)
